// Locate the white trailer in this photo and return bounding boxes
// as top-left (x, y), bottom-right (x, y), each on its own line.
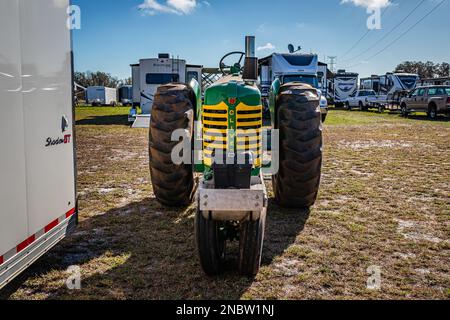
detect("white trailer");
top-left (86, 86), bottom-right (117, 106)
top-left (131, 64), bottom-right (141, 107)
top-left (0, 0), bottom-right (77, 289)
top-left (332, 70), bottom-right (359, 107)
top-left (360, 72), bottom-right (419, 110)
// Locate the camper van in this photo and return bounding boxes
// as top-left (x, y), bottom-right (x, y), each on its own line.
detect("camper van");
top-left (1, 0), bottom-right (77, 289)
top-left (129, 55), bottom-right (202, 127)
top-left (332, 70), bottom-right (359, 107)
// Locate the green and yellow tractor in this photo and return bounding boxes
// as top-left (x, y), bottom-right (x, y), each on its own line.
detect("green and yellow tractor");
top-left (149, 36), bottom-right (323, 276)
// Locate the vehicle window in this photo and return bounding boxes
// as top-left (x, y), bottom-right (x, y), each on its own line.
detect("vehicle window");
top-left (444, 88), bottom-right (450, 94)
top-left (366, 91), bottom-right (376, 96)
top-left (281, 55), bottom-right (314, 66)
top-left (428, 88), bottom-right (437, 95)
top-left (187, 71), bottom-right (199, 83)
top-left (146, 73), bottom-right (179, 85)
top-left (282, 75), bottom-right (319, 88)
top-left (410, 90), bottom-right (418, 97)
top-left (417, 89), bottom-right (426, 97)
top-left (435, 88), bottom-right (445, 95)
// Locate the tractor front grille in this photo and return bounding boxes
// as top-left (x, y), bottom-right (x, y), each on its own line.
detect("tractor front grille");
top-left (236, 104), bottom-right (262, 167)
top-left (202, 102), bottom-right (263, 168)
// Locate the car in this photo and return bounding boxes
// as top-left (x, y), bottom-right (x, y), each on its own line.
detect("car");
top-left (400, 86), bottom-right (450, 119)
top-left (345, 90), bottom-right (378, 111)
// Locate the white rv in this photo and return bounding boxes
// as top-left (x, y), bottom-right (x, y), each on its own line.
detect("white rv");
top-left (1, 0), bottom-right (77, 289)
top-left (129, 55), bottom-right (202, 127)
top-left (131, 63), bottom-right (141, 107)
top-left (360, 73), bottom-right (420, 101)
top-left (259, 53), bottom-right (328, 120)
top-left (86, 86), bottom-right (117, 106)
top-left (332, 70), bottom-right (359, 107)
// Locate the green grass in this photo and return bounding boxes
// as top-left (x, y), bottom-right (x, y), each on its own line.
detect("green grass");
top-left (326, 108), bottom-right (449, 127)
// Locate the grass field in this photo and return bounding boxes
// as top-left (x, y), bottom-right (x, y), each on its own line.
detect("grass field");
top-left (1, 107), bottom-right (449, 300)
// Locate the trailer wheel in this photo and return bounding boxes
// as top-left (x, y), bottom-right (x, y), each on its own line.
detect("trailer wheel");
top-left (195, 209), bottom-right (226, 276)
top-left (273, 83), bottom-right (323, 208)
top-left (239, 213), bottom-right (266, 277)
top-left (149, 83), bottom-right (195, 207)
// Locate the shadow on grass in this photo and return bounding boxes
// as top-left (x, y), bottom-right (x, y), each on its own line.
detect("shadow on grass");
top-left (0, 198), bottom-right (309, 300)
top-left (76, 115), bottom-right (129, 126)
top-left (405, 114), bottom-right (450, 122)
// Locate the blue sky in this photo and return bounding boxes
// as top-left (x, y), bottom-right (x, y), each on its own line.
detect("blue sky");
top-left (72, 0), bottom-right (450, 79)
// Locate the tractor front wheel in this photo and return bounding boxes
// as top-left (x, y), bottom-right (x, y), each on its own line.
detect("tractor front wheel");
top-left (238, 213), bottom-right (266, 277)
top-left (195, 210), bottom-right (226, 276)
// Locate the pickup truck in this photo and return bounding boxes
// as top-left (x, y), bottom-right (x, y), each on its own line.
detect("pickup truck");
top-left (400, 86), bottom-right (450, 119)
top-left (345, 90), bottom-right (378, 111)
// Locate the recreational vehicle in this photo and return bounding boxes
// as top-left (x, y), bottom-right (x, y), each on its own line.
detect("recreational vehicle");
top-left (360, 72), bottom-right (419, 102)
top-left (259, 53), bottom-right (328, 120)
top-left (332, 70), bottom-right (359, 107)
top-left (1, 0), bottom-right (77, 289)
top-left (129, 55), bottom-right (202, 127)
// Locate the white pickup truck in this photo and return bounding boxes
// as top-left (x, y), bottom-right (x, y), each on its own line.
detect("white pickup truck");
top-left (345, 90), bottom-right (378, 111)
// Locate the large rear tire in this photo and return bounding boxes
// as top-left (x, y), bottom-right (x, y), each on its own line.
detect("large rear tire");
top-left (238, 213), bottom-right (266, 277)
top-left (273, 83), bottom-right (323, 209)
top-left (195, 209), bottom-right (226, 276)
top-left (149, 83), bottom-right (195, 207)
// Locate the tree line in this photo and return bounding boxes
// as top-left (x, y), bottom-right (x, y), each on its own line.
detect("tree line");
top-left (74, 71), bottom-right (131, 88)
top-left (394, 61), bottom-right (449, 79)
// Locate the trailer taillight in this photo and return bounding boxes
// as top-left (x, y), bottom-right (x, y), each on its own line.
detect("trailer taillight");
top-left (447, 97), bottom-right (450, 104)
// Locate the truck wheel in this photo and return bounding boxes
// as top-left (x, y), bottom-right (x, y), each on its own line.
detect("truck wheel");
top-left (359, 101), bottom-right (365, 111)
top-left (239, 213), bottom-right (266, 277)
top-left (401, 104), bottom-right (409, 117)
top-left (149, 83), bottom-right (195, 207)
top-left (273, 83), bottom-right (323, 208)
top-left (428, 104), bottom-right (437, 120)
top-left (195, 209), bottom-right (226, 276)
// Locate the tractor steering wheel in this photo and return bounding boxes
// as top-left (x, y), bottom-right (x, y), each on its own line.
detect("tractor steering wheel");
top-left (219, 51), bottom-right (245, 74)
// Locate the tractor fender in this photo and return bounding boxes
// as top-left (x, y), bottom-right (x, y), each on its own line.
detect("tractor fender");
top-left (189, 78), bottom-right (202, 121)
top-left (269, 78), bottom-right (281, 128)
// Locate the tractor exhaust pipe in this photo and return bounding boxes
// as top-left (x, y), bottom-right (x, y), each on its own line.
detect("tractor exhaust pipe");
top-left (245, 36), bottom-right (255, 58)
top-left (243, 36), bottom-right (258, 82)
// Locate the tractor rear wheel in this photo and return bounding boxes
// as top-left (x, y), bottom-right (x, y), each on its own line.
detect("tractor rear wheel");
top-left (238, 213), bottom-right (266, 277)
top-left (195, 209), bottom-right (226, 276)
top-left (149, 83), bottom-right (195, 207)
top-left (273, 83), bottom-right (323, 209)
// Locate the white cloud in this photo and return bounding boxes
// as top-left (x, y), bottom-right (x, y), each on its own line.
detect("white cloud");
top-left (139, 0), bottom-right (198, 15)
top-left (257, 43), bottom-right (276, 51)
top-left (341, 0), bottom-right (391, 9)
